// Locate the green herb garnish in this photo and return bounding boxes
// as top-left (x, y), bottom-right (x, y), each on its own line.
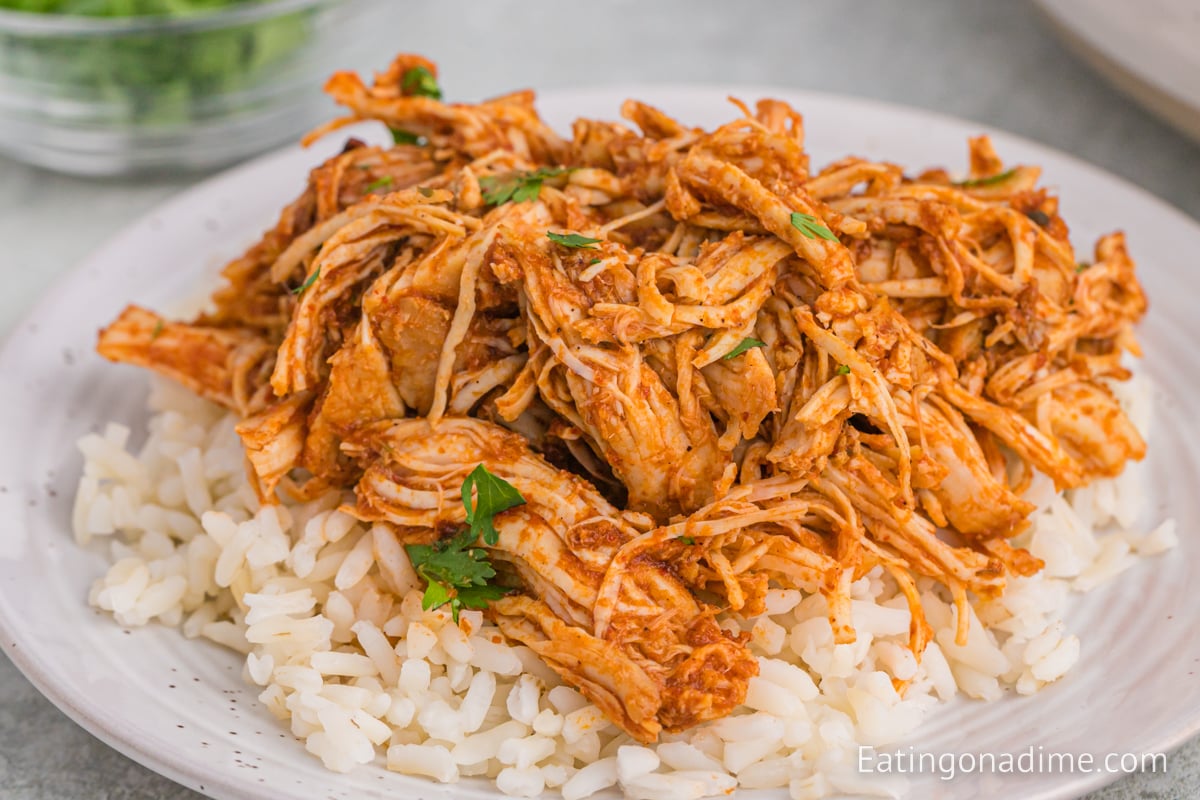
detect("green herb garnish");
top-left (836, 364), bottom-right (851, 375)
top-left (417, 186), bottom-right (435, 197)
top-left (461, 464), bottom-right (526, 546)
top-left (679, 536), bottom-right (696, 545)
top-left (292, 268), bottom-right (319, 296)
top-left (403, 465), bottom-right (523, 622)
top-left (724, 337), bottom-right (766, 360)
top-left (588, 258), bottom-right (603, 266)
top-left (956, 168), bottom-right (1017, 188)
top-left (150, 320), bottom-right (164, 341)
top-left (480, 167), bottom-right (572, 206)
top-left (391, 128), bottom-right (422, 146)
top-left (1075, 262), bottom-right (1090, 273)
top-left (404, 527), bottom-right (507, 623)
top-left (789, 212), bottom-right (838, 241)
top-left (402, 66), bottom-right (442, 100)
top-left (364, 176), bottom-right (394, 194)
top-left (547, 231), bottom-right (601, 249)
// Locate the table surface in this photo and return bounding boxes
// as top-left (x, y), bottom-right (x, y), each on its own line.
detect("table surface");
top-left (2, 1), bottom-right (1198, 798)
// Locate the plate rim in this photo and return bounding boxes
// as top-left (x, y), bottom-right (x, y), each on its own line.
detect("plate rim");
top-left (2, 83), bottom-right (1199, 800)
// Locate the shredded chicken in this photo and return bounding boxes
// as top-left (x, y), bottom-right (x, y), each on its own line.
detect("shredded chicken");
top-left (96, 54), bottom-right (1149, 742)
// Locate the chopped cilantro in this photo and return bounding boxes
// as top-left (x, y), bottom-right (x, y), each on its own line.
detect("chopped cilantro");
top-left (364, 175), bottom-right (394, 194)
top-left (390, 128), bottom-right (422, 146)
top-left (679, 536), bottom-right (696, 545)
top-left (836, 364), bottom-right (851, 375)
top-left (480, 168), bottom-right (573, 206)
top-left (789, 212), bottom-right (838, 241)
top-left (291, 268), bottom-right (319, 296)
top-left (402, 465), bottom-right (523, 623)
top-left (724, 337), bottom-right (766, 360)
top-left (404, 528), bottom-right (506, 623)
top-left (956, 168), bottom-right (1017, 188)
top-left (462, 464), bottom-right (526, 546)
top-left (547, 231), bottom-right (601, 249)
top-left (402, 65), bottom-right (442, 100)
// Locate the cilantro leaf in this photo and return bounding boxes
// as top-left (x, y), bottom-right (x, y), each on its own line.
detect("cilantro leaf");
top-left (390, 128), bottom-right (422, 145)
top-left (150, 320), bottom-right (164, 341)
top-left (292, 268), bottom-right (319, 296)
top-left (478, 174), bottom-right (520, 206)
top-left (955, 168), bottom-right (1017, 188)
top-left (836, 364), bottom-right (851, 375)
top-left (480, 167), bottom-right (572, 206)
top-left (406, 535), bottom-right (499, 623)
top-left (420, 580), bottom-right (451, 612)
top-left (789, 212), bottom-right (838, 241)
top-left (724, 337), bottom-right (766, 360)
top-left (456, 584), bottom-right (508, 611)
top-left (364, 175), bottom-right (394, 194)
top-left (547, 231), bottom-right (601, 249)
top-left (462, 464), bottom-right (525, 546)
top-left (511, 179), bottom-right (543, 204)
top-left (407, 532), bottom-right (496, 588)
top-left (679, 536), bottom-right (696, 545)
top-left (403, 466), bottom-right (522, 621)
top-left (402, 65), bottom-right (442, 100)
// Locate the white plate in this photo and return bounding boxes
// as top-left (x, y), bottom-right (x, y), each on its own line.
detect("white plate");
top-left (1035, 0), bottom-right (1200, 143)
top-left (1, 87), bottom-right (1198, 800)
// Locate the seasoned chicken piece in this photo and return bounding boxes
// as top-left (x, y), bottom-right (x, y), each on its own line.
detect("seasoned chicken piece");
top-left (318, 53), bottom-right (567, 165)
top-left (344, 416), bottom-right (757, 741)
top-left (97, 306), bottom-right (274, 415)
top-left (700, 347), bottom-right (777, 449)
top-left (941, 378), bottom-right (1084, 489)
top-left (202, 139), bottom-right (443, 342)
top-left (236, 392), bottom-right (313, 500)
top-left (821, 451), bottom-right (1006, 596)
top-left (1042, 381), bottom-right (1145, 479)
top-left (674, 149), bottom-right (858, 291)
top-left (768, 375), bottom-right (855, 475)
top-left (917, 395), bottom-right (1035, 538)
top-left (489, 595), bottom-right (664, 739)
top-left (580, 233), bottom-right (792, 345)
top-left (296, 315), bottom-right (404, 489)
top-left (492, 231), bottom-right (726, 520)
top-left (271, 189), bottom-right (478, 397)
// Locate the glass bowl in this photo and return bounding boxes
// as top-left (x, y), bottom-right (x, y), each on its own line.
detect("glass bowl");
top-left (0, 0), bottom-right (362, 176)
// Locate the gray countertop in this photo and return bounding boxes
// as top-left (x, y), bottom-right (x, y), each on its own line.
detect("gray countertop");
top-left (1, 1), bottom-right (1198, 798)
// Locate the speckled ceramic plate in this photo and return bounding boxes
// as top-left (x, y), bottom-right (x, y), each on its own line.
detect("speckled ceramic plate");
top-left (1, 88), bottom-right (1198, 800)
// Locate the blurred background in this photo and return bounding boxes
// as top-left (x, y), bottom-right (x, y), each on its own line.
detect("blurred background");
top-left (0, 1), bottom-right (1197, 798)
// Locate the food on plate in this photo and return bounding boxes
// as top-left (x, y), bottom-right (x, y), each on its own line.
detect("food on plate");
top-left (77, 53), bottom-right (1172, 798)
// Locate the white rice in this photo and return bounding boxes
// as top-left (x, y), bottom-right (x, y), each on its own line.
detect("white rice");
top-left (73, 374), bottom-right (1175, 799)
